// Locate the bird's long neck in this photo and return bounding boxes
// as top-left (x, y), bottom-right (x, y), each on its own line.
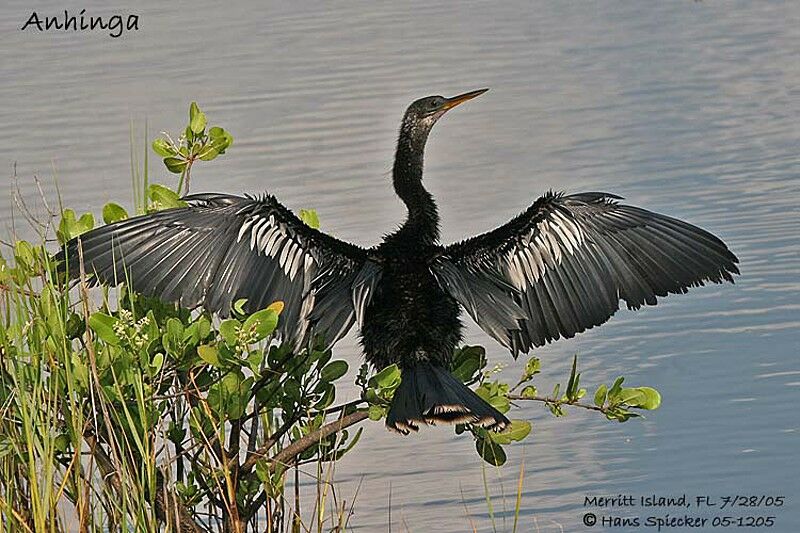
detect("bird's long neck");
top-left (392, 122), bottom-right (439, 245)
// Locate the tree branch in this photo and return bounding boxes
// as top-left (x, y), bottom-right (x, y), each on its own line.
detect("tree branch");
top-left (240, 413), bottom-right (299, 475)
top-left (244, 410), bottom-right (369, 475)
top-left (507, 393), bottom-right (607, 414)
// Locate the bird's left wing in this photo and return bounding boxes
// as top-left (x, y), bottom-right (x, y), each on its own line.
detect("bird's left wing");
top-left (58, 193), bottom-right (381, 350)
top-left (431, 191), bottom-right (739, 357)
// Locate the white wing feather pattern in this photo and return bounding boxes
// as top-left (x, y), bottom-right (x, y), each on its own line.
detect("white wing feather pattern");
top-left (58, 193), bottom-right (381, 351)
top-left (432, 192), bottom-right (739, 357)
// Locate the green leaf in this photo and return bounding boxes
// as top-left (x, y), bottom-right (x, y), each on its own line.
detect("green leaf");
top-left (151, 353), bottom-right (164, 374)
top-left (283, 378), bottom-right (301, 402)
top-left (607, 406), bottom-right (638, 423)
top-left (299, 209), bottom-right (320, 229)
top-left (232, 298), bottom-right (248, 315)
top-left (209, 127), bottom-right (233, 153)
top-left (476, 382), bottom-right (511, 413)
top-left (223, 373), bottom-right (254, 420)
top-left (633, 387), bottom-right (661, 410)
top-left (57, 209), bottom-right (77, 244)
top-left (189, 102), bottom-right (206, 134)
top-left (196, 316), bottom-right (211, 340)
top-left (521, 356), bottom-right (541, 382)
top-left (162, 317), bottom-right (184, 355)
top-left (102, 202), bottom-right (128, 224)
top-left (607, 376), bottom-right (625, 404)
top-left (220, 130), bottom-right (233, 153)
top-left (313, 383), bottom-right (336, 410)
top-left (520, 385), bottom-right (537, 399)
top-left (219, 319), bottom-right (239, 346)
top-left (594, 384), bottom-right (608, 407)
top-left (246, 348), bottom-right (265, 374)
top-left (368, 364), bottom-right (401, 390)
top-left (490, 420), bottom-right (532, 445)
top-left (197, 146), bottom-right (219, 161)
top-left (476, 436), bottom-right (506, 466)
top-left (70, 352), bottom-right (89, 389)
top-left (77, 212), bottom-right (95, 234)
top-left (566, 355), bottom-right (579, 399)
top-left (189, 141), bottom-right (204, 158)
top-left (14, 240), bottom-right (35, 269)
top-left (551, 382), bottom-right (560, 400)
top-left (88, 313), bottom-right (120, 345)
top-left (363, 388), bottom-right (380, 404)
top-left (548, 402), bottom-right (566, 417)
top-left (211, 371), bottom-right (248, 419)
top-left (57, 210), bottom-right (93, 243)
top-left (198, 345), bottom-right (222, 367)
top-left (208, 136), bottom-right (228, 154)
top-left (320, 360), bottom-right (348, 383)
top-left (167, 317), bottom-right (183, 339)
top-left (183, 319), bottom-right (206, 346)
top-left (191, 112), bottom-right (206, 135)
top-left (148, 184), bottom-right (184, 208)
top-left (452, 346), bottom-right (485, 382)
top-left (163, 157), bottom-right (188, 174)
top-left (242, 308), bottom-right (279, 341)
top-left (618, 387), bottom-right (645, 406)
top-left (152, 138), bottom-right (176, 157)
top-left (368, 404), bottom-right (385, 421)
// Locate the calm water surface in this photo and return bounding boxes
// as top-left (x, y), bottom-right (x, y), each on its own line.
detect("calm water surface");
top-left (2, 1), bottom-right (798, 531)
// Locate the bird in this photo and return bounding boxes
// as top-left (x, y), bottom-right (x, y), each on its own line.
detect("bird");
top-left (58, 89), bottom-right (739, 434)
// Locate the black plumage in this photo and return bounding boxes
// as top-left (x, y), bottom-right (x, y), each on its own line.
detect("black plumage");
top-left (58, 89), bottom-right (739, 434)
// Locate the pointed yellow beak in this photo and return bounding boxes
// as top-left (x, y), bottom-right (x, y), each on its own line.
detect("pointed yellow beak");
top-left (441, 88), bottom-right (489, 111)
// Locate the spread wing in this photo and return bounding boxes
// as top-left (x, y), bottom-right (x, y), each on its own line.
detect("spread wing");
top-left (58, 193), bottom-right (381, 350)
top-left (431, 191), bottom-right (739, 357)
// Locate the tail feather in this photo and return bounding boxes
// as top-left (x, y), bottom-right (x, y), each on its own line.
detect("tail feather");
top-left (386, 363), bottom-right (510, 435)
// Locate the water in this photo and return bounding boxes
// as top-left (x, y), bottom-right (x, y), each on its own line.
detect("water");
top-left (2, 1), bottom-right (798, 531)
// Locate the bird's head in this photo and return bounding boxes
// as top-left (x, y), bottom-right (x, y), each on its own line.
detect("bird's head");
top-left (400, 88), bottom-right (488, 140)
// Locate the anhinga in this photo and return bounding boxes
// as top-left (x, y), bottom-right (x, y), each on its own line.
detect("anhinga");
top-left (59, 89), bottom-right (739, 434)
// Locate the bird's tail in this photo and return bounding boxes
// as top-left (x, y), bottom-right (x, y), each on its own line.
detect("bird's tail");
top-left (386, 363), bottom-right (509, 435)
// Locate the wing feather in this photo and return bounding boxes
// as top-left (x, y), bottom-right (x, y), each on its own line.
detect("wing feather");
top-left (58, 193), bottom-right (381, 350)
top-left (432, 191), bottom-right (739, 356)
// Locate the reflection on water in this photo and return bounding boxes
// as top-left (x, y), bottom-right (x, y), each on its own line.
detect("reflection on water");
top-left (2, 1), bottom-right (798, 530)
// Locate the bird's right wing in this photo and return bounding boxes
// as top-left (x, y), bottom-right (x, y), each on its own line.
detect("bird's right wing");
top-left (58, 193), bottom-right (381, 351)
top-left (431, 192), bottom-right (739, 357)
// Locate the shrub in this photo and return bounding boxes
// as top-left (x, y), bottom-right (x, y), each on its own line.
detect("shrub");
top-left (0, 103), bottom-right (660, 532)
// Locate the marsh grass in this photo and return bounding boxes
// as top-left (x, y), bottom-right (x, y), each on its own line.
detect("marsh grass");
top-left (0, 139), bottom-right (365, 532)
